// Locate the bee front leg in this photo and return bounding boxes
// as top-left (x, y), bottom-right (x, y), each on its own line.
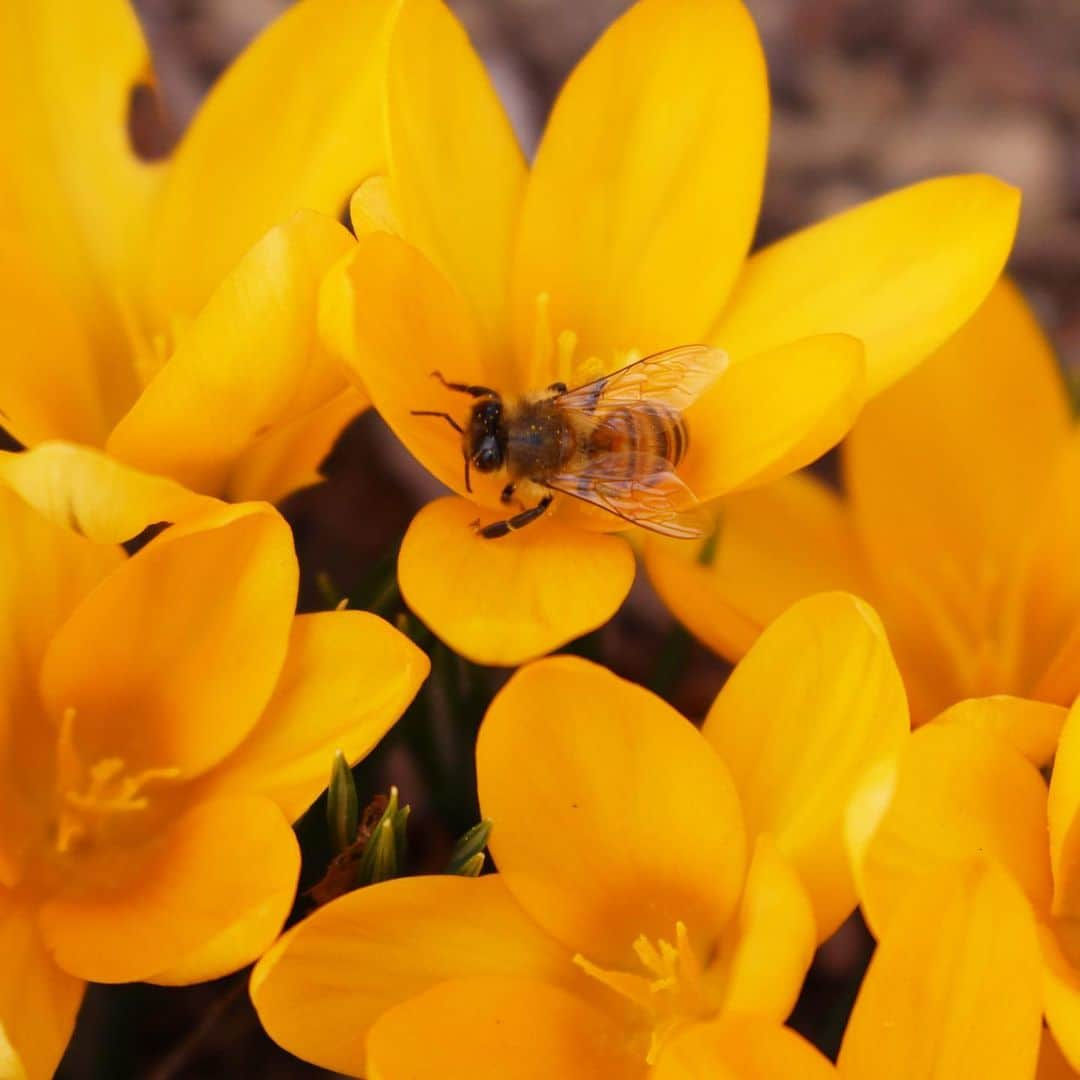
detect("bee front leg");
top-left (476, 495), bottom-right (553, 540)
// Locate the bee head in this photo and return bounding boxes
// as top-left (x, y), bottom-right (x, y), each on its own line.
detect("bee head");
top-left (467, 398), bottom-right (506, 475)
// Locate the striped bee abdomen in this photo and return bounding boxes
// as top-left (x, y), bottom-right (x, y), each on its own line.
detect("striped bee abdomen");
top-left (586, 404), bottom-right (689, 466)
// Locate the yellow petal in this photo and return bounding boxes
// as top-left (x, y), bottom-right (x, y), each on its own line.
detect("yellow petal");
top-left (652, 1017), bottom-right (836, 1080)
top-left (837, 860), bottom-right (1042, 1080)
top-left (39, 794), bottom-right (298, 984)
top-left (0, 893), bottom-right (84, 1080)
top-left (250, 875), bottom-right (577, 1076)
top-left (933, 695), bottom-right (1067, 768)
top-left (0, 484), bottom-right (122, 885)
top-left (40, 504), bottom-right (297, 778)
top-left (477, 656), bottom-right (747, 967)
top-left (1048, 698), bottom-right (1080, 917)
top-left (367, 976), bottom-right (638, 1080)
top-left (645, 473), bottom-right (863, 662)
top-left (703, 593), bottom-right (908, 939)
top-left (200, 611), bottom-right (429, 821)
top-left (714, 176), bottom-right (1021, 395)
top-left (110, 213), bottom-right (355, 497)
top-left (0, 0), bottom-right (159, 430)
top-left (1041, 924), bottom-right (1080, 1073)
top-left (334, 234), bottom-right (499, 502)
top-left (0, 443), bottom-right (217, 545)
top-left (1038, 1026), bottom-right (1080, 1080)
top-left (682, 335), bottom-right (866, 501)
top-left (225, 387), bottom-right (368, 504)
top-left (399, 497), bottom-right (635, 666)
top-left (384, 0), bottom-right (525, 353)
top-left (719, 838), bottom-right (816, 1021)
top-left (846, 724), bottom-right (1051, 940)
top-left (143, 0), bottom-right (394, 322)
top-left (0, 246), bottom-right (110, 446)
top-left (511, 0), bottom-right (768, 368)
top-left (844, 279), bottom-right (1071, 712)
top-left (1025, 434), bottom-right (1080, 705)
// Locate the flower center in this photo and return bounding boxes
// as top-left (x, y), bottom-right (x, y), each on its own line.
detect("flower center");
top-left (527, 291), bottom-right (635, 392)
top-left (52, 709), bottom-right (180, 855)
top-left (573, 922), bottom-right (719, 1064)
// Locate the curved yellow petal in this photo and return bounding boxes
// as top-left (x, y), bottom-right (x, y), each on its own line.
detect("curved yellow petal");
top-left (1022, 433), bottom-right (1080, 706)
top-left (250, 875), bottom-right (577, 1077)
top-left (40, 504), bottom-right (297, 779)
top-left (367, 976), bottom-right (638, 1080)
top-left (0, 443), bottom-right (217, 545)
top-left (933, 695), bottom-right (1067, 768)
top-left (110, 213), bottom-right (355, 497)
top-left (845, 279), bottom-right (1070, 711)
top-left (384, 0), bottom-right (524, 353)
top-left (0, 893), bottom-right (85, 1080)
top-left (0, 0), bottom-right (159, 429)
top-left (644, 474), bottom-right (863, 663)
top-left (143, 0), bottom-right (394, 322)
top-left (399, 497), bottom-right (635, 666)
top-left (847, 724), bottom-right (1051, 940)
top-left (703, 592), bottom-right (908, 939)
top-left (1048, 698), bottom-right (1080, 918)
top-left (225, 387), bottom-right (368, 504)
top-left (0, 245), bottom-right (108, 446)
top-left (714, 176), bottom-right (1021, 395)
top-left (837, 860), bottom-right (1042, 1080)
top-left (1041, 924), bottom-right (1080, 1073)
top-left (40, 794), bottom-right (298, 985)
top-left (511, 0), bottom-right (768, 370)
top-left (682, 335), bottom-right (866, 501)
top-left (652, 1017), bottom-right (836, 1080)
top-left (0, 484), bottom-right (123, 886)
top-left (201, 611), bottom-right (429, 821)
top-left (1038, 1025), bottom-right (1080, 1080)
top-left (477, 656), bottom-right (747, 967)
top-left (718, 838), bottom-right (816, 1021)
top-left (1038, 1026), bottom-right (1080, 1080)
top-left (334, 233), bottom-right (497, 502)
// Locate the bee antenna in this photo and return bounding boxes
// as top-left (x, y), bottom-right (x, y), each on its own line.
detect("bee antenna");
top-left (464, 456), bottom-right (472, 493)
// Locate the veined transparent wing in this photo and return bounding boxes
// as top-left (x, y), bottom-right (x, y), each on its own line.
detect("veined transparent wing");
top-left (545, 452), bottom-right (709, 539)
top-left (554, 344), bottom-right (727, 415)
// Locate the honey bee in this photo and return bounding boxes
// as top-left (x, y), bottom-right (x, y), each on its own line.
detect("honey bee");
top-left (411, 344), bottom-right (728, 539)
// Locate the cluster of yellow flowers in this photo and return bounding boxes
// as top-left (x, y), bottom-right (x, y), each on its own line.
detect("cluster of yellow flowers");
top-left (0, 0), bottom-right (1072, 1077)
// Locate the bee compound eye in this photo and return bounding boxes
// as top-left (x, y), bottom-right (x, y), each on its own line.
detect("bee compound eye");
top-left (475, 447), bottom-right (500, 471)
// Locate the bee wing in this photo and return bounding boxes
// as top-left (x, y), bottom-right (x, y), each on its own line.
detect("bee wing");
top-left (554, 345), bottom-right (728, 415)
top-left (546, 453), bottom-right (709, 539)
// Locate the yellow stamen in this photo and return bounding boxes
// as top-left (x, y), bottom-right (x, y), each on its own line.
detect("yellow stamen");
top-left (574, 921), bottom-right (716, 1065)
top-left (53, 709), bottom-right (180, 854)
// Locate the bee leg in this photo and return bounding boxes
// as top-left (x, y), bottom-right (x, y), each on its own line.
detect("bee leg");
top-left (430, 371), bottom-right (499, 399)
top-left (476, 495), bottom-right (553, 540)
top-left (500, 482), bottom-right (527, 512)
top-left (546, 381), bottom-right (568, 395)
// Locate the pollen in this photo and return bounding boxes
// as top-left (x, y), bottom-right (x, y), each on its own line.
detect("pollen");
top-left (53, 708), bottom-right (180, 854)
top-left (573, 921), bottom-right (718, 1064)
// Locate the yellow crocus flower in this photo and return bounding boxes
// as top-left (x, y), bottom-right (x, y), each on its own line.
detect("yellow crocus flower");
top-left (0, 0), bottom-right (406, 501)
top-left (250, 591), bottom-right (908, 1077)
top-left (0, 448), bottom-right (429, 1078)
top-left (648, 277), bottom-right (1079, 731)
top-left (323, 0), bottom-right (1019, 666)
top-left (840, 693), bottom-right (1080, 1076)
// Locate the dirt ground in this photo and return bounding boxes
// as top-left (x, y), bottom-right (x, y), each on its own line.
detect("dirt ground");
top-left (54, 1), bottom-right (1079, 1076)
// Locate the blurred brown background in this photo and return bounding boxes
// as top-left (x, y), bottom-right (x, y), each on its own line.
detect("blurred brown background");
top-left (58, 1), bottom-right (1079, 1076)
